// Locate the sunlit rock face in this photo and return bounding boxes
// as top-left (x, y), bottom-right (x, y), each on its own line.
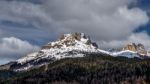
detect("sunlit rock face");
top-left (123, 43), bottom-right (147, 56)
top-left (42, 32), bottom-right (98, 49)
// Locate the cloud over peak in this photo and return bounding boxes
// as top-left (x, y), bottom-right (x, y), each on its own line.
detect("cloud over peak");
top-left (99, 32), bottom-right (150, 49)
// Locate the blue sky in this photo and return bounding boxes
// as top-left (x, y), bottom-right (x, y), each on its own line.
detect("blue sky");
top-left (0, 0), bottom-right (150, 64)
top-left (134, 0), bottom-right (150, 34)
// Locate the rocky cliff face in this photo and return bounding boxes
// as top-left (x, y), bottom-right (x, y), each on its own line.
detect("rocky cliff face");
top-left (123, 43), bottom-right (147, 56)
top-left (42, 32), bottom-right (98, 49)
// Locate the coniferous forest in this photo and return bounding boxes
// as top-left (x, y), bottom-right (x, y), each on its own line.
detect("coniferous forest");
top-left (1, 54), bottom-right (150, 84)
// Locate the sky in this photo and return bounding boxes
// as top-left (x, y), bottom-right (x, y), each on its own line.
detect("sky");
top-left (0, 0), bottom-right (150, 64)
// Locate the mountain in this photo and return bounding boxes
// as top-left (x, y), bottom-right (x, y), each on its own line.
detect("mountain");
top-left (123, 43), bottom-right (147, 56)
top-left (0, 33), bottom-right (150, 72)
top-left (0, 33), bottom-right (108, 71)
top-left (109, 43), bottom-right (150, 58)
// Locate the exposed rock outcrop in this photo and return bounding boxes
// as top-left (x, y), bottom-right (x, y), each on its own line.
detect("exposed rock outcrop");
top-left (123, 43), bottom-right (147, 56)
top-left (123, 43), bottom-right (137, 52)
top-left (42, 33), bottom-right (98, 49)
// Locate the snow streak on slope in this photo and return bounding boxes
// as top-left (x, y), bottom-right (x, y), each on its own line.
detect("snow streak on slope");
top-left (111, 50), bottom-right (140, 58)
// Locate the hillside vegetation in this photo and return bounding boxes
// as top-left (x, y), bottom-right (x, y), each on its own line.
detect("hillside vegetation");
top-left (1, 54), bottom-right (150, 84)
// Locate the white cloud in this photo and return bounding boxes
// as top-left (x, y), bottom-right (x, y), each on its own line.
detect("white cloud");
top-left (55, 6), bottom-right (149, 41)
top-left (99, 32), bottom-right (150, 50)
top-left (0, 37), bottom-right (40, 59)
top-left (0, 0), bottom-right (149, 51)
top-left (0, 0), bottom-right (148, 41)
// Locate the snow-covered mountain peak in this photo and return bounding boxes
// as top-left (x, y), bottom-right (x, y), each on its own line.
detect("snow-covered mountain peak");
top-left (16, 33), bottom-right (100, 70)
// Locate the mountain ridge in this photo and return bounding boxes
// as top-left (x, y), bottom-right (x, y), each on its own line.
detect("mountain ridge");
top-left (0, 32), bottom-right (150, 71)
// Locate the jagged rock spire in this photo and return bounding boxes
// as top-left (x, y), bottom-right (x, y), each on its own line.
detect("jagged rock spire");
top-left (123, 43), bottom-right (147, 56)
top-left (42, 33), bottom-right (98, 49)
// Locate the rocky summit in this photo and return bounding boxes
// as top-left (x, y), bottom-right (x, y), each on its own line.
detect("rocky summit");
top-left (123, 43), bottom-right (147, 56)
top-left (42, 32), bottom-right (98, 49)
